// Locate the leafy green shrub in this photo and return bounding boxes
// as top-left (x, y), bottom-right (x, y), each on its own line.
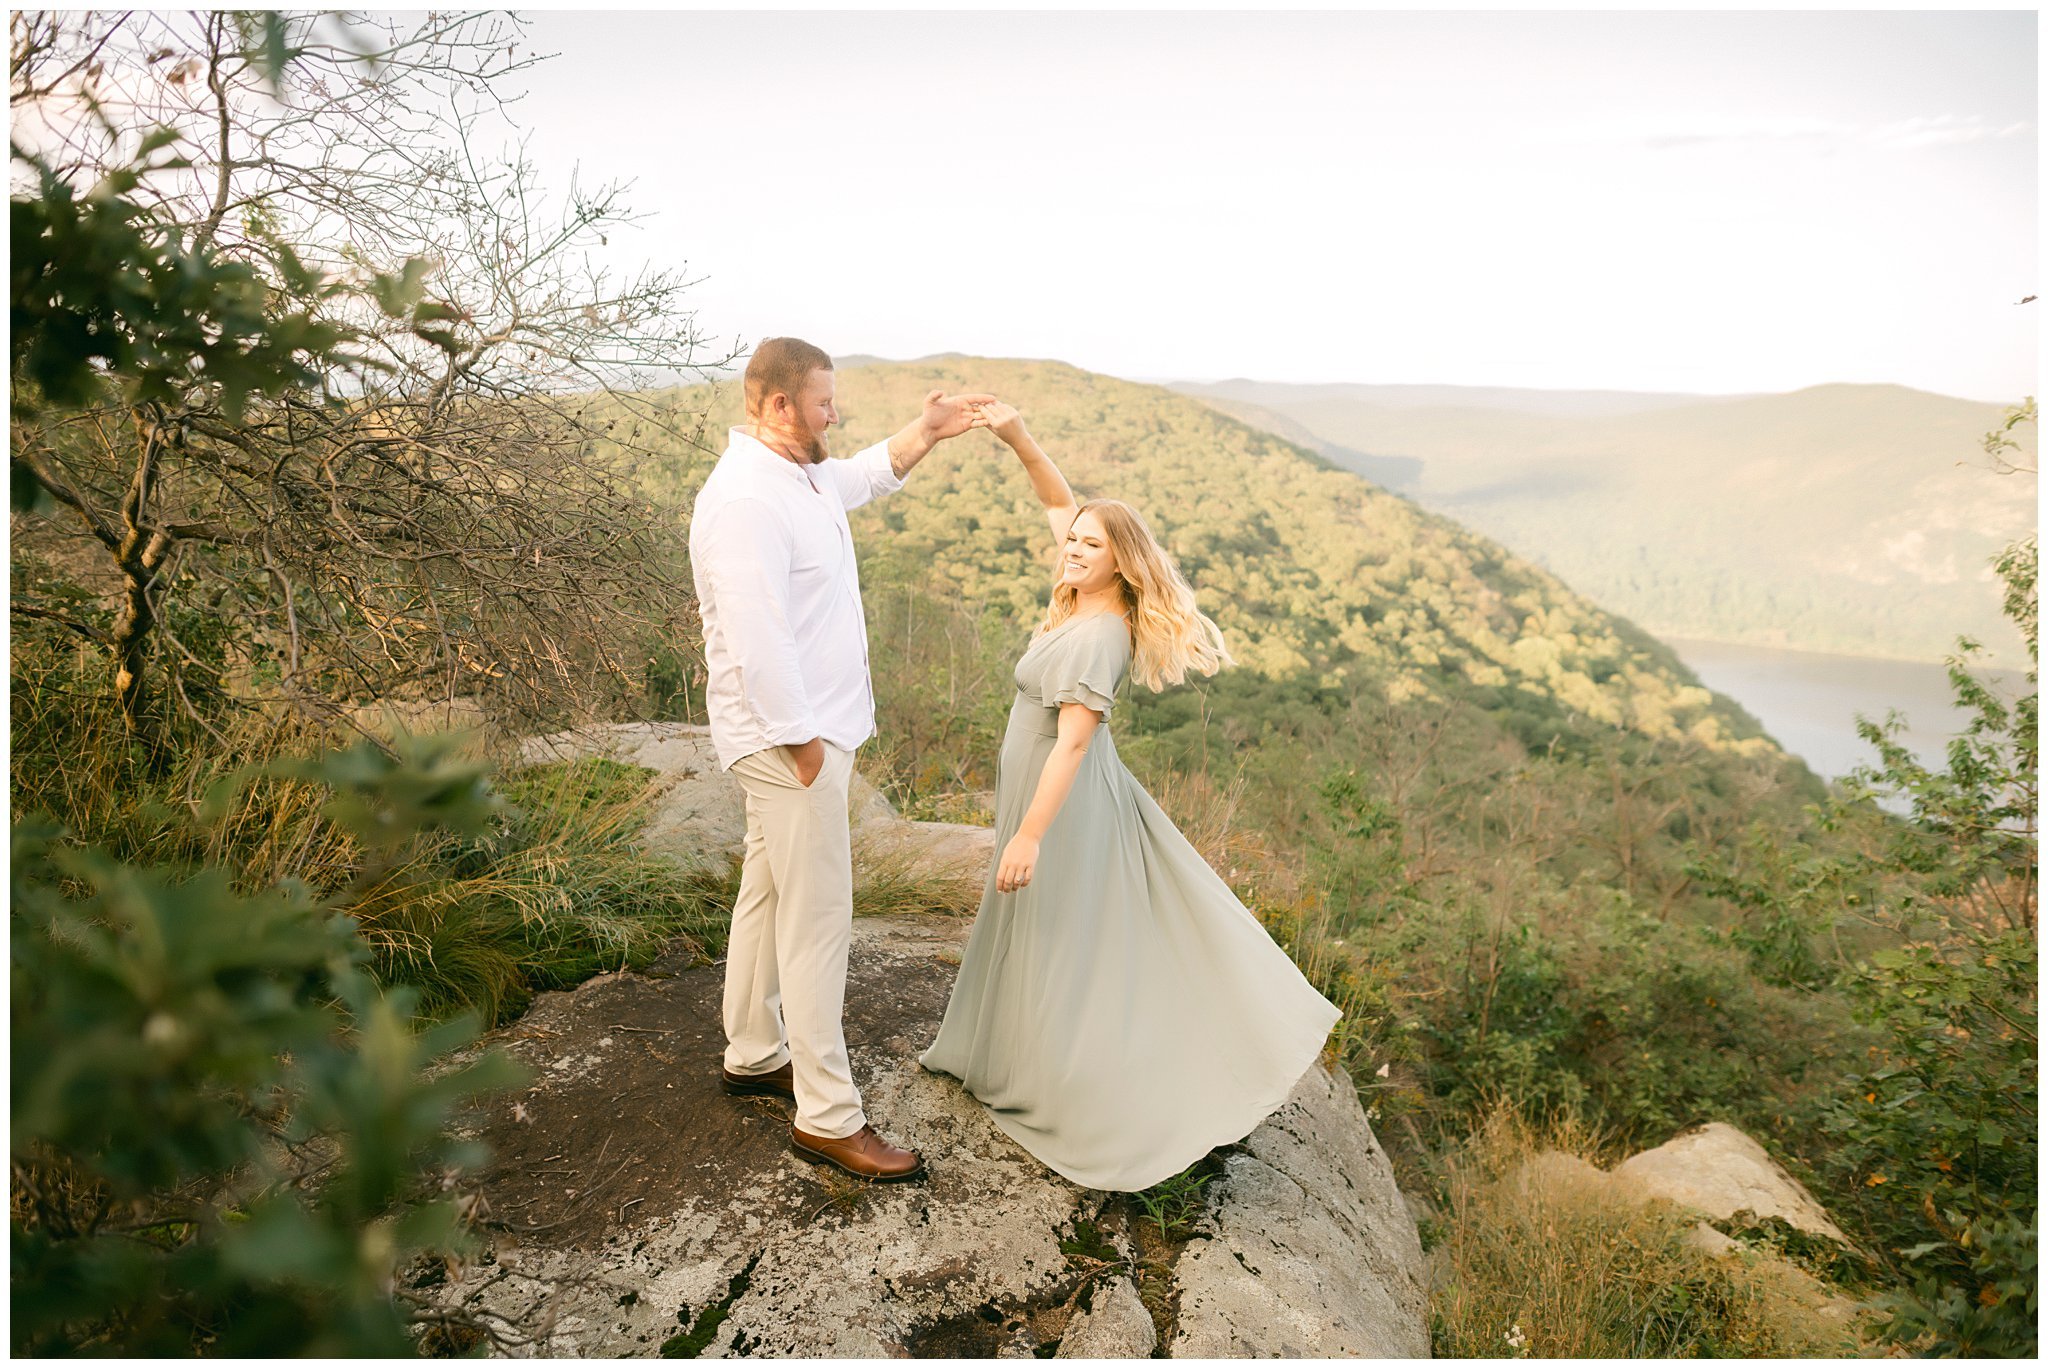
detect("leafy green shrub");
top-left (1807, 532), bottom-right (2038, 1356)
top-left (11, 122), bottom-right (354, 422)
top-left (1407, 897), bottom-right (1846, 1147)
top-left (10, 742), bottom-right (525, 1355)
top-left (1686, 823), bottom-right (1868, 989)
top-left (1817, 930), bottom-right (2037, 1356)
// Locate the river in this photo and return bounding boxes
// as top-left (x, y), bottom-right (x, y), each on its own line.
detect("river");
top-left (1660, 637), bottom-right (2030, 798)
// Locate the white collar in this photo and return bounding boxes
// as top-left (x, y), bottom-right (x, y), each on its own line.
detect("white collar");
top-left (727, 425), bottom-right (818, 485)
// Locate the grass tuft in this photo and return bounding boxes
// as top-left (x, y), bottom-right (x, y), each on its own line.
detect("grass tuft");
top-left (9, 669), bottom-right (738, 1028)
top-left (851, 829), bottom-right (986, 920)
top-left (350, 757), bottom-right (736, 1025)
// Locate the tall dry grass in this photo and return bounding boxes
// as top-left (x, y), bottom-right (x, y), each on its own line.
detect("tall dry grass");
top-left (348, 757), bottom-right (738, 1023)
top-left (850, 829), bottom-right (988, 920)
top-left (1428, 1104), bottom-right (1875, 1358)
top-left (10, 660), bottom-right (734, 1027)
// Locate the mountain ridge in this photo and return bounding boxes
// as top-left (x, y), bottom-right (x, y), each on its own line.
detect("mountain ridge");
top-left (1168, 377), bottom-right (2034, 663)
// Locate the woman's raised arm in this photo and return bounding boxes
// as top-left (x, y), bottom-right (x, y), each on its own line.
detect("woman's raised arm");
top-left (982, 401), bottom-right (1081, 546)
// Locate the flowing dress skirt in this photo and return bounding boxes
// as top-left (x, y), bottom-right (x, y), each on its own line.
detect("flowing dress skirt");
top-left (920, 693), bottom-right (1342, 1191)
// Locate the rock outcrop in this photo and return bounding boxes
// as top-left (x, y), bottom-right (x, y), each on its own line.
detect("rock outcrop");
top-left (1501, 1122), bottom-right (1867, 1335)
top-left (418, 725), bottom-right (1430, 1356)
top-left (423, 914), bottom-right (1428, 1357)
top-left (520, 720), bottom-right (991, 910)
top-left (1171, 1065), bottom-right (1429, 1356)
top-left (1510, 1121), bottom-right (1857, 1258)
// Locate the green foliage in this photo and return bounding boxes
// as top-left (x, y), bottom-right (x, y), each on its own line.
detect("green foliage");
top-left (1807, 533), bottom-right (2038, 1356)
top-left (1311, 768), bottom-right (1416, 918)
top-left (9, 135), bottom-right (349, 423)
top-left (1411, 899), bottom-right (1835, 1145)
top-left (269, 734), bottom-right (503, 855)
top-left (1842, 569), bottom-right (2037, 926)
top-left (10, 747), bottom-right (529, 1355)
top-left (1818, 931), bottom-right (2037, 1355)
top-left (1685, 824), bottom-right (1863, 989)
top-left (1133, 1165), bottom-right (1214, 1243)
top-left (861, 581), bottom-right (1017, 796)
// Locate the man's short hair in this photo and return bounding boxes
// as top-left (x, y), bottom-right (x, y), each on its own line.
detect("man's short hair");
top-left (744, 338), bottom-right (833, 417)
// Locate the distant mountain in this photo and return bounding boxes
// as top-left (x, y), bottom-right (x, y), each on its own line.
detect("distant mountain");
top-left (1178, 379), bottom-right (1740, 420)
top-left (1170, 379), bottom-right (2035, 664)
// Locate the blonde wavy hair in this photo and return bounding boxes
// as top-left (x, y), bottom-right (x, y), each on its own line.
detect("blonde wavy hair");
top-left (1037, 498), bottom-right (1233, 691)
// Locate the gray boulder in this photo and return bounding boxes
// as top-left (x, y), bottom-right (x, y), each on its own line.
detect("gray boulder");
top-left (1612, 1121), bottom-right (1852, 1246)
top-left (1056, 1276), bottom-right (1157, 1358)
top-left (1170, 1066), bottom-right (1431, 1357)
top-left (517, 721), bottom-right (992, 884)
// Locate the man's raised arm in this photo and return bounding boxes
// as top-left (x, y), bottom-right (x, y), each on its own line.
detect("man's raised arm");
top-left (886, 389), bottom-right (997, 478)
top-left (822, 389), bottom-right (998, 510)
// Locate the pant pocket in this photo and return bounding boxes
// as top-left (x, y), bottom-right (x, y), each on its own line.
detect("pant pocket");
top-left (787, 743), bottom-right (823, 789)
top-left (801, 742), bottom-right (850, 792)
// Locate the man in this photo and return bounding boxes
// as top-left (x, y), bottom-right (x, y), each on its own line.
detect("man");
top-left (689, 337), bottom-right (992, 1182)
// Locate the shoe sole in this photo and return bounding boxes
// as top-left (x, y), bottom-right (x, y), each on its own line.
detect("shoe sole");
top-left (790, 1139), bottom-right (928, 1184)
top-left (721, 1076), bottom-right (796, 1100)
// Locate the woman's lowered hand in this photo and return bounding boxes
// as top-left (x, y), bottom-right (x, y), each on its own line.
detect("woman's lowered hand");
top-left (996, 832), bottom-right (1040, 893)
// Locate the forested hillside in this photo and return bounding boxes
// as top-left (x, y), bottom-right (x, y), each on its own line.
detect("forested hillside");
top-left (1177, 379), bottom-right (2036, 662)
top-left (641, 359), bottom-right (1785, 770)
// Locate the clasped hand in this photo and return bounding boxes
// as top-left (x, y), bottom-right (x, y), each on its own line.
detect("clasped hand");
top-left (924, 393), bottom-right (1027, 446)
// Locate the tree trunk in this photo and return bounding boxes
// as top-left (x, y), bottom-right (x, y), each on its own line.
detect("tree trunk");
top-left (113, 411), bottom-right (174, 756)
top-left (111, 550), bottom-right (165, 747)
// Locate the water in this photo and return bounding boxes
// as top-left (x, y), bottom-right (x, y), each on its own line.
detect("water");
top-left (1660, 637), bottom-right (2030, 795)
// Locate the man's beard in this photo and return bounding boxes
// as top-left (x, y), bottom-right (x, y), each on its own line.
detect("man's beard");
top-left (801, 427), bottom-right (830, 463)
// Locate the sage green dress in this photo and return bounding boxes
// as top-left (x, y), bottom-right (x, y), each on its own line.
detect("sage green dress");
top-left (919, 610), bottom-right (1342, 1192)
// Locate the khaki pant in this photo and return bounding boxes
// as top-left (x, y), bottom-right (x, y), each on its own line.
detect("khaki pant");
top-left (723, 741), bottom-right (864, 1138)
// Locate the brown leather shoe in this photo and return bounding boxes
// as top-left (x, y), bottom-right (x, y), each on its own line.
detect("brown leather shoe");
top-left (791, 1123), bottom-right (926, 1183)
top-left (721, 1061), bottom-right (795, 1100)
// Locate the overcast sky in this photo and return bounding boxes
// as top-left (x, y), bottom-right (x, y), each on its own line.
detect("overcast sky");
top-left (500, 7), bottom-right (2037, 401)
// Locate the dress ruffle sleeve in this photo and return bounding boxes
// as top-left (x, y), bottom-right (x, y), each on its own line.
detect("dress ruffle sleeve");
top-left (1035, 617), bottom-right (1130, 716)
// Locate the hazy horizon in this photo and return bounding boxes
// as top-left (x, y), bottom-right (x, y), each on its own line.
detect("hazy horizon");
top-left (712, 349), bottom-right (2011, 408)
top-left (506, 8), bottom-right (2035, 406)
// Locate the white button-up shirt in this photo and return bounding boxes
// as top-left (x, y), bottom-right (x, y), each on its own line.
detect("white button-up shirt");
top-left (689, 426), bottom-right (904, 770)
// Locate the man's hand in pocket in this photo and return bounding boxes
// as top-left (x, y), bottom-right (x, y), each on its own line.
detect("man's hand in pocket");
top-left (786, 737), bottom-right (826, 787)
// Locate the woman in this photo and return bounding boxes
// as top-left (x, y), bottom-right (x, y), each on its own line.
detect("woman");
top-left (919, 401), bottom-right (1341, 1192)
